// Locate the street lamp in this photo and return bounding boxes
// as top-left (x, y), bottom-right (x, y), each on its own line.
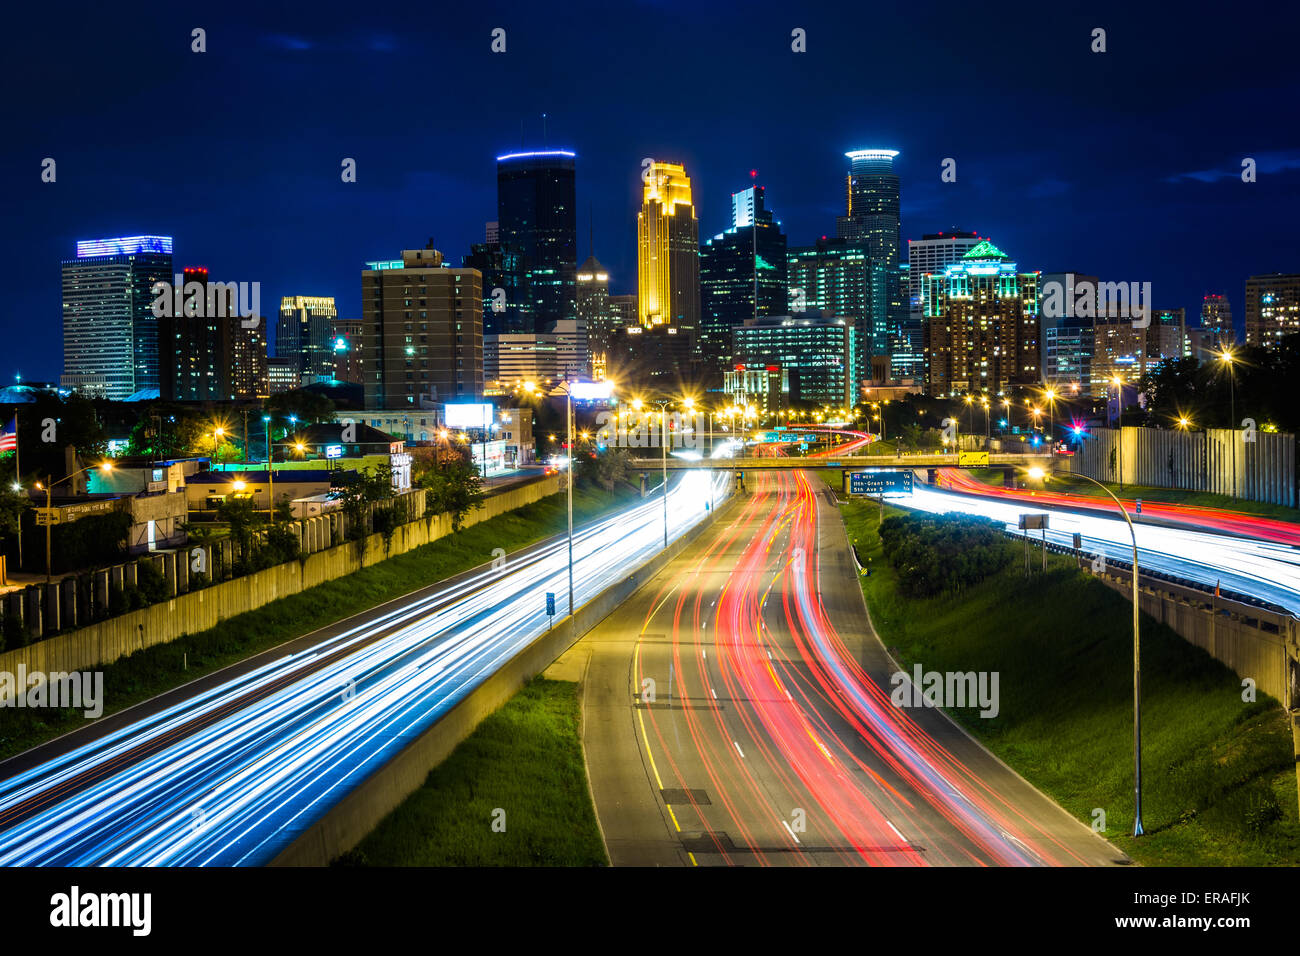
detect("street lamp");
top-left (1218, 349), bottom-right (1237, 499)
top-left (262, 415), bottom-right (274, 516)
top-left (37, 461), bottom-right (113, 584)
top-left (1027, 465), bottom-right (1144, 837)
top-left (566, 380), bottom-right (616, 635)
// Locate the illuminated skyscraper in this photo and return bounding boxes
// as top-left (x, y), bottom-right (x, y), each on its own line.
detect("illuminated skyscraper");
top-left (923, 241), bottom-right (1040, 395)
top-left (1245, 274), bottom-right (1300, 348)
top-left (278, 296), bottom-right (338, 387)
top-left (637, 160), bottom-right (700, 339)
top-left (61, 235), bottom-right (173, 399)
top-left (786, 236), bottom-right (884, 387)
top-left (496, 150), bottom-right (578, 333)
top-left (159, 266), bottom-right (235, 401)
top-left (700, 185), bottom-right (787, 384)
top-left (834, 149), bottom-right (907, 378)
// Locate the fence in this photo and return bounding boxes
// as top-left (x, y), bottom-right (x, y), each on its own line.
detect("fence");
top-left (0, 476), bottom-right (561, 690)
top-left (1070, 426), bottom-right (1296, 507)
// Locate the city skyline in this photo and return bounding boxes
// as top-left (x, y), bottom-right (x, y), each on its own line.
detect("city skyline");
top-left (4, 1), bottom-right (1299, 381)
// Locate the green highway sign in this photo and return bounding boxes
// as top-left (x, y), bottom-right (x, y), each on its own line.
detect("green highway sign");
top-left (849, 471), bottom-right (913, 496)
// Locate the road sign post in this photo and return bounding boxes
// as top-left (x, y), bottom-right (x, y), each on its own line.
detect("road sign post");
top-left (546, 591), bottom-right (556, 630)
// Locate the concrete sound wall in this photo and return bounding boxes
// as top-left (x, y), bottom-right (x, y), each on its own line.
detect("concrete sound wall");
top-left (1072, 426), bottom-right (1296, 506)
top-left (270, 490), bottom-right (738, 867)
top-left (0, 476), bottom-right (561, 695)
top-left (1093, 568), bottom-right (1298, 709)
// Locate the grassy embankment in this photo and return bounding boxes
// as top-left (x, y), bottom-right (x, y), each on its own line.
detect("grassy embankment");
top-left (839, 495), bottom-right (1300, 866)
top-left (0, 482), bottom-right (640, 761)
top-left (337, 677), bottom-right (606, 866)
top-left (963, 467), bottom-right (1300, 524)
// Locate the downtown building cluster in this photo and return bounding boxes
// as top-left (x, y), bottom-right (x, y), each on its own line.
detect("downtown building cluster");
top-left (56, 151), bottom-right (1300, 415)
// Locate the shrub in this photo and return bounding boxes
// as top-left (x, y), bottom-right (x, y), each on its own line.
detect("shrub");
top-left (878, 512), bottom-right (1012, 598)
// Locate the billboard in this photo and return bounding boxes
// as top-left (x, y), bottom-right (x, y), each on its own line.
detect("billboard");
top-left (849, 471), bottom-right (913, 496)
top-left (444, 403), bottom-right (494, 428)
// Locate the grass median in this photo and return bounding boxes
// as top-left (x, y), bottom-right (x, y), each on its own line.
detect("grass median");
top-left (0, 481), bottom-right (640, 762)
top-left (839, 495), bottom-right (1300, 866)
top-left (335, 677), bottom-right (606, 866)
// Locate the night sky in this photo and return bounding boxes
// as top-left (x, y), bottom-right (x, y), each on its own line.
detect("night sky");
top-left (3, 0), bottom-right (1298, 382)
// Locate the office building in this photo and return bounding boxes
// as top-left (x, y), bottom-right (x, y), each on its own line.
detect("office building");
top-left (159, 266), bottom-right (233, 401)
top-left (907, 232), bottom-right (983, 381)
top-left (731, 315), bottom-right (855, 408)
top-left (786, 236), bottom-right (883, 385)
top-left (700, 185), bottom-right (787, 384)
top-left (496, 150), bottom-right (578, 333)
top-left (612, 324), bottom-right (697, 392)
top-left (361, 247), bottom-right (483, 408)
top-left (463, 240), bottom-right (528, 336)
top-left (277, 296), bottom-right (337, 387)
top-left (1245, 274), bottom-right (1300, 348)
top-left (723, 364), bottom-right (786, 418)
top-left (577, 255), bottom-right (614, 377)
top-left (836, 148), bottom-right (906, 375)
top-left (61, 235), bottom-right (173, 399)
top-left (637, 161), bottom-right (700, 338)
top-left (923, 241), bottom-right (1040, 396)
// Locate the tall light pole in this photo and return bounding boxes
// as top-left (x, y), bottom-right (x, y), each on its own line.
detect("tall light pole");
top-left (566, 381), bottom-right (615, 634)
top-left (37, 461), bottom-right (113, 584)
top-left (262, 415), bottom-right (274, 517)
top-left (1028, 465), bottom-right (1144, 836)
top-left (655, 399), bottom-right (670, 549)
top-left (1219, 349), bottom-right (1237, 499)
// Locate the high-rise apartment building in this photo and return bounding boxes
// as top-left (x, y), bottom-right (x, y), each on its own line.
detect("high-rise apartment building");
top-left (230, 319), bottom-right (269, 399)
top-left (361, 248), bottom-right (483, 408)
top-left (61, 235), bottom-right (173, 399)
top-left (277, 296), bottom-right (337, 387)
top-left (496, 150), bottom-right (578, 333)
top-left (1200, 294), bottom-right (1234, 348)
top-left (923, 241), bottom-right (1040, 396)
top-left (331, 317), bottom-right (363, 384)
top-left (1245, 274), bottom-right (1300, 348)
top-left (463, 240), bottom-right (528, 335)
top-left (906, 231), bottom-right (983, 383)
top-left (637, 161), bottom-right (700, 339)
top-left (699, 185), bottom-right (787, 384)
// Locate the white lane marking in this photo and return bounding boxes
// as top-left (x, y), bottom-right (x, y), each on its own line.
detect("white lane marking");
top-left (767, 650), bottom-right (773, 660)
top-left (782, 820), bottom-right (801, 844)
top-left (734, 741), bottom-right (745, 758)
top-left (710, 687), bottom-right (717, 699)
top-left (886, 820), bottom-right (906, 843)
top-left (702, 648), bottom-right (706, 659)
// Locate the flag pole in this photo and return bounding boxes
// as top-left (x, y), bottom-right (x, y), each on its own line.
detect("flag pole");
top-left (12, 414), bottom-right (20, 579)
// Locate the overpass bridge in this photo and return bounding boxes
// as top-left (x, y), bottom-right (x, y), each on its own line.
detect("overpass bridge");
top-left (627, 453), bottom-right (1053, 471)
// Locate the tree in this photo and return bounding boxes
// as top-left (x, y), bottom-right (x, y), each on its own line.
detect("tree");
top-left (420, 459), bottom-right (485, 532)
top-left (264, 389), bottom-right (336, 425)
top-left (17, 393), bottom-right (110, 481)
top-left (332, 465), bottom-right (396, 539)
top-left (216, 497), bottom-right (260, 563)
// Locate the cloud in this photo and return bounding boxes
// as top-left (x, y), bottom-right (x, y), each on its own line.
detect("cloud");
top-left (1165, 151), bottom-right (1300, 183)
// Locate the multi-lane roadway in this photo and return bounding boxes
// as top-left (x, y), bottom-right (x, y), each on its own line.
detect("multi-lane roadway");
top-left (565, 468), bottom-right (1122, 866)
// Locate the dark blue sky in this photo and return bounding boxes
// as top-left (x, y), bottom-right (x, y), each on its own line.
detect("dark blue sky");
top-left (3, 0), bottom-right (1298, 382)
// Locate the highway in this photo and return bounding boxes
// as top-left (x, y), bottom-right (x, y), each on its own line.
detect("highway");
top-left (0, 468), bottom-right (727, 866)
top-left (567, 468), bottom-right (1122, 866)
top-left (898, 477), bottom-right (1300, 615)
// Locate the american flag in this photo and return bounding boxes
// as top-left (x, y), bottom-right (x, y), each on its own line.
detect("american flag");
top-left (0, 416), bottom-right (14, 452)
